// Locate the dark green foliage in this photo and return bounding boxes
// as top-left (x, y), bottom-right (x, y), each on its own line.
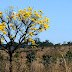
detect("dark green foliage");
top-left (1, 40), bottom-right (72, 49)
top-left (29, 39), bottom-right (54, 48)
top-left (0, 61), bottom-right (6, 72)
top-left (67, 42), bottom-right (72, 46)
top-left (6, 56), bottom-right (9, 61)
top-left (14, 53), bottom-right (20, 58)
top-left (6, 41), bottom-right (18, 48)
top-left (26, 51), bottom-right (36, 63)
top-left (65, 50), bottom-right (72, 62)
top-left (42, 52), bottom-right (51, 64)
top-left (42, 52), bottom-right (57, 66)
top-left (54, 43), bottom-right (61, 49)
top-left (39, 40), bottom-right (54, 48)
top-left (0, 53), bottom-right (4, 60)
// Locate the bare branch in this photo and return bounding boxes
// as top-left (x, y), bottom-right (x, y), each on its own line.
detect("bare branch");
top-left (1, 35), bottom-right (8, 43)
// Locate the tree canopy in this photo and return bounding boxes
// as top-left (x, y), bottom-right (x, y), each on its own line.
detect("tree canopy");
top-left (0, 6), bottom-right (50, 50)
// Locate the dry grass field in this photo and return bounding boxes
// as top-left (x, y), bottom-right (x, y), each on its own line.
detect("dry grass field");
top-left (0, 46), bottom-right (72, 72)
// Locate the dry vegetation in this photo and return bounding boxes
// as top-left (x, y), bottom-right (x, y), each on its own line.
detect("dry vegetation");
top-left (0, 46), bottom-right (72, 72)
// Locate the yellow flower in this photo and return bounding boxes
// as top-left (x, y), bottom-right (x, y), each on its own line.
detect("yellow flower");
top-left (12, 23), bottom-right (14, 24)
top-left (24, 39), bottom-right (27, 41)
top-left (45, 28), bottom-right (47, 31)
top-left (17, 17), bottom-right (20, 19)
top-left (24, 9), bottom-right (26, 11)
top-left (11, 6), bottom-right (13, 7)
top-left (12, 27), bottom-right (15, 30)
top-left (28, 32), bottom-right (32, 34)
top-left (10, 36), bottom-right (12, 39)
top-left (46, 18), bottom-right (49, 22)
top-left (31, 34), bottom-right (33, 37)
top-left (13, 36), bottom-right (16, 39)
top-left (44, 17), bottom-right (47, 19)
top-left (19, 19), bottom-right (22, 21)
top-left (31, 19), bottom-right (35, 22)
top-left (1, 41), bottom-right (4, 43)
top-left (0, 26), bottom-right (3, 30)
top-left (38, 10), bottom-right (43, 13)
top-left (10, 24), bottom-right (13, 27)
top-left (27, 35), bottom-right (29, 37)
top-left (29, 37), bottom-right (32, 42)
top-left (2, 22), bottom-right (5, 25)
top-left (2, 31), bottom-right (7, 34)
top-left (32, 40), bottom-right (35, 45)
top-left (34, 28), bottom-right (37, 31)
top-left (28, 6), bottom-right (32, 11)
top-left (13, 17), bottom-right (16, 20)
top-left (2, 38), bottom-right (4, 40)
top-left (6, 16), bottom-right (9, 18)
top-left (31, 24), bottom-right (35, 26)
top-left (32, 32), bottom-right (34, 34)
top-left (3, 25), bottom-right (6, 28)
top-left (34, 12), bottom-right (40, 17)
top-left (0, 14), bottom-right (2, 17)
top-left (11, 15), bottom-right (14, 18)
top-left (40, 28), bottom-right (44, 31)
top-left (34, 11), bottom-right (36, 13)
top-left (19, 9), bottom-right (23, 12)
top-left (24, 32), bottom-right (26, 34)
top-left (8, 19), bottom-right (11, 21)
top-left (0, 11), bottom-right (3, 14)
top-left (31, 46), bottom-right (33, 48)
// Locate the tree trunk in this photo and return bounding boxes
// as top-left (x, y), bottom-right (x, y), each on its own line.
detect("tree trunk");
top-left (9, 53), bottom-right (12, 72)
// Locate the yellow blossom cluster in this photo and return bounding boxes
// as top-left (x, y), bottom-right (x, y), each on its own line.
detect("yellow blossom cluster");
top-left (0, 6), bottom-right (50, 44)
top-left (0, 11), bottom-right (3, 17)
top-left (0, 22), bottom-right (7, 34)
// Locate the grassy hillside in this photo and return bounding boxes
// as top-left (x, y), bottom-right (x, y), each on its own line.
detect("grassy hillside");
top-left (0, 45), bottom-right (72, 72)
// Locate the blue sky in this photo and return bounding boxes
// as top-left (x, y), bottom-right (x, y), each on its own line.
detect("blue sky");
top-left (0, 0), bottom-right (72, 44)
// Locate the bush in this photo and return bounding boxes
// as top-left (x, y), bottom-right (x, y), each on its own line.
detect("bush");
top-left (0, 53), bottom-right (4, 60)
top-left (0, 61), bottom-right (6, 72)
top-left (42, 51), bottom-right (57, 66)
top-left (26, 50), bottom-right (36, 63)
top-left (6, 56), bottom-right (9, 61)
top-left (14, 53), bottom-right (20, 58)
top-left (65, 50), bottom-right (72, 62)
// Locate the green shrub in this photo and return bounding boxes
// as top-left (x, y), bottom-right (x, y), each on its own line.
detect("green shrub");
top-left (26, 50), bottom-right (36, 63)
top-left (14, 53), bottom-right (20, 58)
top-left (42, 51), bottom-right (57, 66)
top-left (65, 50), bottom-right (72, 62)
top-left (0, 61), bottom-right (6, 72)
top-left (0, 53), bottom-right (4, 60)
top-left (6, 56), bottom-right (9, 60)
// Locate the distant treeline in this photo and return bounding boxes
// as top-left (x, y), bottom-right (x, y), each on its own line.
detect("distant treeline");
top-left (0, 38), bottom-right (72, 49)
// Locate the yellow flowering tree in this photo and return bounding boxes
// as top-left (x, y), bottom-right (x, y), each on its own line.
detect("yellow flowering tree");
top-left (0, 6), bottom-right (50, 72)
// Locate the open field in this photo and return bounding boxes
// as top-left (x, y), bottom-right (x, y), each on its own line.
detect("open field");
top-left (0, 46), bottom-right (72, 72)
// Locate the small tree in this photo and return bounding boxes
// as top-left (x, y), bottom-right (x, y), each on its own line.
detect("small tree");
top-left (0, 53), bottom-right (4, 60)
top-left (65, 50), bottom-right (72, 63)
top-left (42, 51), bottom-right (57, 66)
top-left (26, 50), bottom-right (36, 63)
top-left (0, 6), bottom-right (50, 72)
top-left (14, 53), bottom-right (20, 58)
